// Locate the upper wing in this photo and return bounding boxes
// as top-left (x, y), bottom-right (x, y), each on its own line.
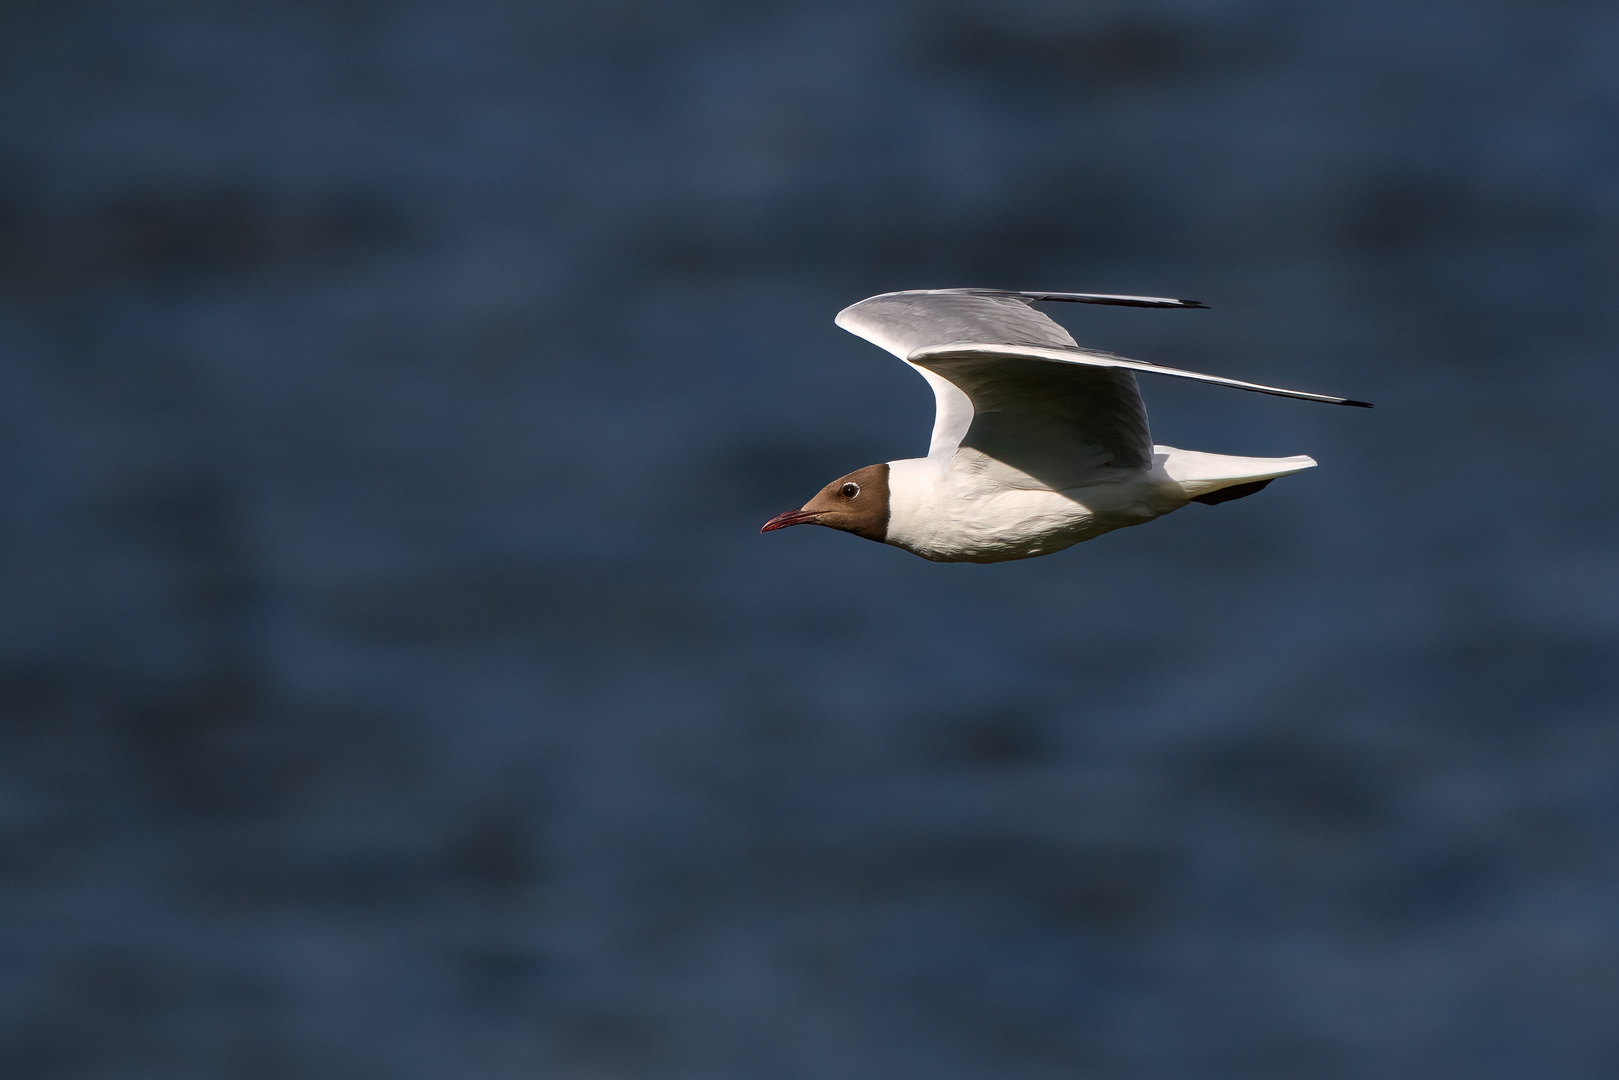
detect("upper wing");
top-left (836, 288), bottom-right (1371, 490)
top-left (911, 342), bottom-right (1374, 408)
top-left (835, 290), bottom-right (1157, 482)
top-left (834, 288), bottom-right (1206, 358)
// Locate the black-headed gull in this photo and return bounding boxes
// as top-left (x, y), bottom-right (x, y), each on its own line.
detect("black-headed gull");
top-left (762, 289), bottom-right (1369, 563)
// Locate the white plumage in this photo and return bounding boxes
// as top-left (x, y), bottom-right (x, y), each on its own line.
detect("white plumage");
top-left (764, 289), bottom-right (1368, 563)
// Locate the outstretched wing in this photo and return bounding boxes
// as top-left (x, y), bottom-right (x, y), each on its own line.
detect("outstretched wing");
top-left (835, 289), bottom-right (1157, 484)
top-left (836, 288), bottom-right (1369, 491)
top-left (910, 342), bottom-right (1373, 408)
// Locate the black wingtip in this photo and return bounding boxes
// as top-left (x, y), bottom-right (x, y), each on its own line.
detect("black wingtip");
top-left (1341, 399), bottom-right (1375, 409)
top-left (939, 288), bottom-right (1209, 309)
top-left (1011, 290), bottom-right (1209, 310)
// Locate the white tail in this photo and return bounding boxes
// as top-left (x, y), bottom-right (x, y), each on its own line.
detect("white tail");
top-left (1154, 445), bottom-right (1317, 502)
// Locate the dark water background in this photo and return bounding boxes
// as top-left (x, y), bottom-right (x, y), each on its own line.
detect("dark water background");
top-left (3, 2), bottom-right (1617, 1077)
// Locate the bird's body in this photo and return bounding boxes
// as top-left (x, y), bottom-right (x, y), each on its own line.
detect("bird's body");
top-left (883, 445), bottom-right (1316, 563)
top-left (762, 289), bottom-right (1367, 563)
top-left (884, 451), bottom-right (1175, 562)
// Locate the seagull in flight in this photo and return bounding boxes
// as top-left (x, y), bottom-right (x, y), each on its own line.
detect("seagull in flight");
top-left (761, 288), bottom-right (1370, 563)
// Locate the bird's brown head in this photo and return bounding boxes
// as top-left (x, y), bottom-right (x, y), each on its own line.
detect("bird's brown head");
top-left (760, 463), bottom-right (891, 543)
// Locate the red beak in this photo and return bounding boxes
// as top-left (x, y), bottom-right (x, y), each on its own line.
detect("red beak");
top-left (760, 509), bottom-right (823, 533)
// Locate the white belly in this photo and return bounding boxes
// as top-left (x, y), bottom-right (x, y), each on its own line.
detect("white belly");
top-left (883, 454), bottom-right (1188, 563)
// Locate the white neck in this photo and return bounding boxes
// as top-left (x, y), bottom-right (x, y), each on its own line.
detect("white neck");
top-left (882, 457), bottom-right (945, 553)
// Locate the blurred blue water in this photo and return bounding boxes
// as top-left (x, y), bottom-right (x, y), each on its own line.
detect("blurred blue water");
top-left (1, 2), bottom-right (1617, 1077)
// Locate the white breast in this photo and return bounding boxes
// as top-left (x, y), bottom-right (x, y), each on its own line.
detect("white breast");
top-left (883, 452), bottom-right (1184, 563)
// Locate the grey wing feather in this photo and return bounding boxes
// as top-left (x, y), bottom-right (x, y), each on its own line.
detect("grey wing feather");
top-left (911, 343), bottom-right (1373, 408)
top-left (836, 290), bottom-right (1153, 482)
top-left (834, 289), bottom-right (1086, 355)
top-left (924, 355), bottom-right (1154, 483)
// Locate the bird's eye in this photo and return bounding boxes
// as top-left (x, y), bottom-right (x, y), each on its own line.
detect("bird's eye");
top-left (841, 482), bottom-right (860, 498)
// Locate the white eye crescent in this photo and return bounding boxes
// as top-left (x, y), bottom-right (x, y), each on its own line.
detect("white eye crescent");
top-left (840, 482), bottom-right (860, 498)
